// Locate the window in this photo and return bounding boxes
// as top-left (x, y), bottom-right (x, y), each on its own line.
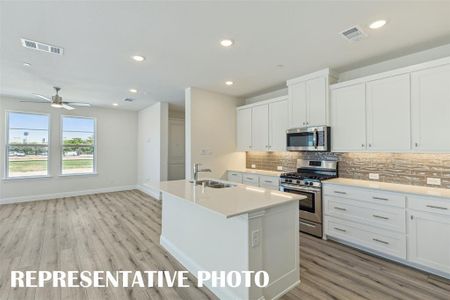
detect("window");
top-left (61, 116), bottom-right (96, 175)
top-left (6, 112), bottom-right (49, 178)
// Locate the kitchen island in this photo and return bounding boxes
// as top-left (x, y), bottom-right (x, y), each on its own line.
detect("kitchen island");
top-left (155, 179), bottom-right (304, 300)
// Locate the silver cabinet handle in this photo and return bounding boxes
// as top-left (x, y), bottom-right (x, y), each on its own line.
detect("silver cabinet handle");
top-left (334, 191), bottom-right (347, 195)
top-left (334, 227), bottom-right (347, 232)
top-left (264, 180), bottom-right (273, 183)
top-left (373, 215), bottom-right (389, 220)
top-left (368, 143), bottom-right (372, 147)
top-left (361, 144), bottom-right (365, 147)
top-left (246, 177), bottom-right (254, 180)
top-left (415, 142), bottom-right (419, 147)
top-left (334, 206), bottom-right (347, 211)
top-left (426, 205), bottom-right (448, 210)
top-left (372, 196), bottom-right (389, 201)
top-left (373, 238), bottom-right (389, 245)
top-left (300, 221), bottom-right (316, 228)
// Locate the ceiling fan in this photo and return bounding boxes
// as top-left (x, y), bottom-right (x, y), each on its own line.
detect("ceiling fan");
top-left (21, 87), bottom-right (91, 110)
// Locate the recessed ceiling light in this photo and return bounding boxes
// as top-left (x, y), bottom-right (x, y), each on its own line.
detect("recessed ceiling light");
top-left (112, 103), bottom-right (119, 106)
top-left (225, 81), bottom-right (234, 86)
top-left (129, 88), bottom-right (137, 93)
top-left (369, 19), bottom-right (387, 29)
top-left (23, 62), bottom-right (31, 67)
top-left (220, 39), bottom-right (234, 47)
top-left (132, 55), bottom-right (145, 62)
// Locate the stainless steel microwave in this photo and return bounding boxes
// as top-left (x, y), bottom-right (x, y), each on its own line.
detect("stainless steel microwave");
top-left (286, 126), bottom-right (330, 152)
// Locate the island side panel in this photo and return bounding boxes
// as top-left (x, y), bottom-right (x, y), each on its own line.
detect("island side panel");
top-left (248, 201), bottom-right (300, 300)
top-left (160, 192), bottom-right (250, 300)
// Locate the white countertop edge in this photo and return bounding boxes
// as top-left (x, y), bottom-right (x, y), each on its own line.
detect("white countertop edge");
top-left (323, 178), bottom-right (450, 199)
top-left (227, 169), bottom-right (283, 177)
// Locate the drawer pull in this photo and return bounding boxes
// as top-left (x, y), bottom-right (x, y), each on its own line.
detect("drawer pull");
top-left (334, 206), bottom-right (347, 211)
top-left (372, 215), bottom-right (389, 220)
top-left (334, 227), bottom-right (347, 233)
top-left (372, 238), bottom-right (389, 245)
top-left (246, 177), bottom-right (254, 180)
top-left (334, 191), bottom-right (347, 195)
top-left (426, 205), bottom-right (448, 210)
top-left (372, 196), bottom-right (389, 201)
top-left (300, 221), bottom-right (316, 228)
top-left (264, 180), bottom-right (273, 183)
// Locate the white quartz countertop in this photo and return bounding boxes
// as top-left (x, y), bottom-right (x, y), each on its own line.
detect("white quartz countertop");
top-left (324, 178), bottom-right (450, 199)
top-left (228, 169), bottom-right (283, 177)
top-left (153, 179), bottom-right (304, 218)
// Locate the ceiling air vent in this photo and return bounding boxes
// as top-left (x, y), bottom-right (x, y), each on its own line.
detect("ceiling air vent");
top-left (340, 26), bottom-right (367, 42)
top-left (21, 38), bottom-right (64, 55)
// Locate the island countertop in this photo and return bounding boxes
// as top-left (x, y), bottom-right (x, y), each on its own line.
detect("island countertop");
top-left (153, 179), bottom-right (305, 218)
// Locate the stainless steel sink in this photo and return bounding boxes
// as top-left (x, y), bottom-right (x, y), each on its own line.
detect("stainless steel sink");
top-left (193, 180), bottom-right (235, 189)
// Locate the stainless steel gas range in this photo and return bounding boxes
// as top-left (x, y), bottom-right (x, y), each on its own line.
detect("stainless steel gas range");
top-left (279, 159), bottom-right (338, 237)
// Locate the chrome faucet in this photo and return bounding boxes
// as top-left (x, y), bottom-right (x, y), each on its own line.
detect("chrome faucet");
top-left (193, 163), bottom-right (211, 183)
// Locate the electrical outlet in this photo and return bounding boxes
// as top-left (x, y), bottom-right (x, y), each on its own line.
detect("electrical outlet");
top-left (427, 177), bottom-right (441, 186)
top-left (251, 230), bottom-right (260, 247)
top-left (277, 166), bottom-right (283, 171)
top-left (369, 173), bottom-right (379, 180)
top-left (251, 164), bottom-right (256, 169)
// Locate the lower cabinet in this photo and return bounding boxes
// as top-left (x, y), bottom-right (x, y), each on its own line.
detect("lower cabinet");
top-left (323, 182), bottom-right (450, 278)
top-left (227, 171), bottom-right (279, 190)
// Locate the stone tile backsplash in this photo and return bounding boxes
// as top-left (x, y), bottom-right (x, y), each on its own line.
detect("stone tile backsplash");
top-left (246, 152), bottom-right (450, 189)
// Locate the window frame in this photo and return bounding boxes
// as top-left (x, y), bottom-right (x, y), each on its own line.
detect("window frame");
top-left (4, 110), bottom-right (51, 180)
top-left (59, 115), bottom-right (97, 176)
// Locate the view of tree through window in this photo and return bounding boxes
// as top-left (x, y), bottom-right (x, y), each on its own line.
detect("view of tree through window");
top-left (62, 116), bottom-right (95, 174)
top-left (7, 112), bottom-right (49, 178)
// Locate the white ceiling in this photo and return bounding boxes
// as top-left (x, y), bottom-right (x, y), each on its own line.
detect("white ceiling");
top-left (1, 1), bottom-right (450, 111)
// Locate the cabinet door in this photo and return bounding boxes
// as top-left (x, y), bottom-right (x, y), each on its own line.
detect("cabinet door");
top-left (307, 76), bottom-right (328, 126)
top-left (236, 108), bottom-right (252, 151)
top-left (407, 211), bottom-right (450, 274)
top-left (366, 74), bottom-right (411, 151)
top-left (288, 82), bottom-right (307, 128)
top-left (330, 83), bottom-right (367, 151)
top-left (269, 99), bottom-right (288, 151)
top-left (411, 64), bottom-right (450, 151)
top-left (251, 104), bottom-right (269, 151)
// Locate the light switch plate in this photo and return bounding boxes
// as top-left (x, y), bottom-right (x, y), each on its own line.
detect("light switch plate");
top-left (251, 164), bottom-right (256, 169)
top-left (369, 173), bottom-right (379, 180)
top-left (427, 177), bottom-right (441, 185)
top-left (277, 166), bottom-right (283, 171)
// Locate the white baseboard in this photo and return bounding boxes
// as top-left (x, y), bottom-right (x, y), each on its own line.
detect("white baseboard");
top-left (0, 185), bottom-right (136, 205)
top-left (136, 184), bottom-right (161, 200)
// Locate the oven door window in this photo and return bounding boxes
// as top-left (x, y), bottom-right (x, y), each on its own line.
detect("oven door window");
top-left (287, 132), bottom-right (314, 147)
top-left (283, 189), bottom-right (316, 213)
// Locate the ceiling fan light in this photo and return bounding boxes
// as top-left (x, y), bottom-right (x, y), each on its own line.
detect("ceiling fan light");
top-left (51, 103), bottom-right (63, 108)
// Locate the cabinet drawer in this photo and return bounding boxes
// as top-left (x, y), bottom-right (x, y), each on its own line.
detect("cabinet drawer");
top-left (242, 174), bottom-right (259, 186)
top-left (323, 184), bottom-right (406, 208)
top-left (227, 172), bottom-right (243, 183)
top-left (325, 196), bottom-right (406, 233)
top-left (326, 216), bottom-right (406, 259)
top-left (408, 195), bottom-right (450, 216)
top-left (259, 175), bottom-right (279, 189)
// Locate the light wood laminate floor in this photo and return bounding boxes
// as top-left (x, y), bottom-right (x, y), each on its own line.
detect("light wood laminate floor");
top-left (0, 190), bottom-right (449, 300)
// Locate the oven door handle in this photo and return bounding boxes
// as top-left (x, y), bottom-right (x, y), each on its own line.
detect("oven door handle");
top-left (281, 184), bottom-right (321, 193)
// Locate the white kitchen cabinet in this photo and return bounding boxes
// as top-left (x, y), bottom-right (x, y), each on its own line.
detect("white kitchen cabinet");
top-left (227, 171), bottom-right (243, 183)
top-left (236, 108), bottom-right (252, 151)
top-left (366, 74), bottom-right (411, 151)
top-left (251, 104), bottom-right (269, 151)
top-left (411, 63), bottom-right (450, 151)
top-left (330, 83), bottom-right (366, 151)
top-left (242, 173), bottom-right (259, 186)
top-left (268, 99), bottom-right (288, 151)
top-left (288, 81), bottom-right (307, 128)
top-left (407, 210), bottom-right (450, 274)
top-left (287, 69), bottom-right (334, 128)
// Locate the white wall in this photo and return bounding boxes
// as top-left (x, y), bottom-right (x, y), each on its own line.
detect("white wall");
top-left (185, 87), bottom-right (245, 180)
top-left (0, 96), bottom-right (138, 202)
top-left (244, 88), bottom-right (288, 105)
top-left (137, 102), bottom-right (169, 186)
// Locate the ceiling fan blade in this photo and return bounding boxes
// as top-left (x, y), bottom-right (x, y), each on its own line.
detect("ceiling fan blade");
top-left (32, 93), bottom-right (51, 101)
top-left (62, 104), bottom-right (75, 110)
top-left (20, 100), bottom-right (50, 104)
top-left (65, 102), bottom-right (91, 107)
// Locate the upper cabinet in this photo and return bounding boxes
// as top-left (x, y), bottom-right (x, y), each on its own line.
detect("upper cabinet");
top-left (331, 57), bottom-right (450, 153)
top-left (331, 83), bottom-right (366, 152)
top-left (411, 63), bottom-right (450, 151)
top-left (287, 69), bottom-right (336, 128)
top-left (236, 97), bottom-right (288, 152)
top-left (366, 74), bottom-right (411, 151)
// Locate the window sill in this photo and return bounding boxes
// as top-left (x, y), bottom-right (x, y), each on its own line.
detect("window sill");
top-left (2, 175), bottom-right (53, 181)
top-left (58, 172), bottom-right (98, 178)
